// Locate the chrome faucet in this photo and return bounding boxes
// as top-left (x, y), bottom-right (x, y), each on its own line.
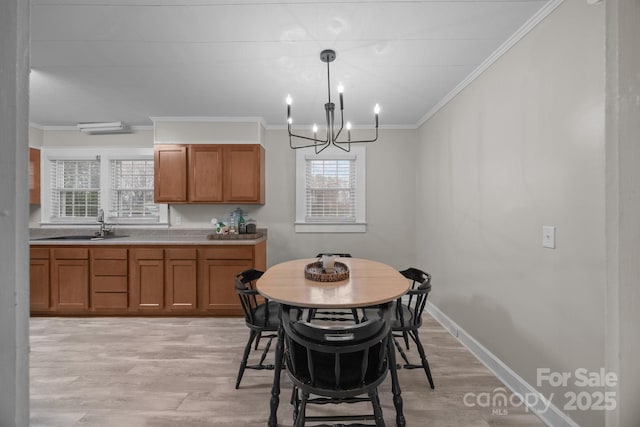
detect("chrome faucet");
top-left (96, 209), bottom-right (112, 237)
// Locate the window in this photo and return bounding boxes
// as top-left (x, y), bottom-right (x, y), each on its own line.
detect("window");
top-left (50, 159), bottom-right (101, 220)
top-left (41, 147), bottom-right (167, 225)
top-left (295, 145), bottom-right (366, 233)
top-left (110, 159), bottom-right (158, 220)
top-left (305, 158), bottom-right (356, 222)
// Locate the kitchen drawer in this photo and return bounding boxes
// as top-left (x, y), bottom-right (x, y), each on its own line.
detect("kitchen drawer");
top-left (92, 248), bottom-right (127, 260)
top-left (165, 248), bottom-right (197, 260)
top-left (92, 276), bottom-right (128, 292)
top-left (199, 246), bottom-right (252, 260)
top-left (93, 259), bottom-right (127, 276)
top-left (52, 248), bottom-right (88, 260)
top-left (132, 248), bottom-right (164, 260)
top-left (30, 247), bottom-right (50, 259)
top-left (92, 292), bottom-right (128, 309)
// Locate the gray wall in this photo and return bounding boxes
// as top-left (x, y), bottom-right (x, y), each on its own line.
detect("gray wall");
top-left (605, 0), bottom-right (640, 425)
top-left (0, 0), bottom-right (30, 425)
top-left (415, 1), bottom-right (605, 426)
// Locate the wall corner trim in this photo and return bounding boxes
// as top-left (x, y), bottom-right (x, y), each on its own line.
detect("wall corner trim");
top-left (415, 0), bottom-right (565, 128)
top-left (426, 301), bottom-right (580, 427)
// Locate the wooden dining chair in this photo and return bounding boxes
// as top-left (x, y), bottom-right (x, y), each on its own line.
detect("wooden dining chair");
top-left (393, 267), bottom-right (435, 389)
top-left (234, 269), bottom-right (280, 389)
top-left (282, 304), bottom-right (391, 426)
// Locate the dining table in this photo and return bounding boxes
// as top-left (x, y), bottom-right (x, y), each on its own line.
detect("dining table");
top-left (256, 257), bottom-right (410, 427)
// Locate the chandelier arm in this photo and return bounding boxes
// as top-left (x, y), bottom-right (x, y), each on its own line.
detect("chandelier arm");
top-left (331, 140), bottom-right (351, 152)
top-left (288, 128), bottom-right (330, 150)
top-left (333, 127), bottom-right (379, 145)
top-left (316, 141), bottom-right (331, 154)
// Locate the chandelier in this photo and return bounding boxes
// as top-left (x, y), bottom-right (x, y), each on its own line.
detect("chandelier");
top-left (286, 49), bottom-right (380, 154)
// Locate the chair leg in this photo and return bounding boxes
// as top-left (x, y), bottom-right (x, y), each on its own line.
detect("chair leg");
top-left (294, 390), bottom-right (308, 427)
top-left (393, 335), bottom-right (411, 367)
top-left (369, 388), bottom-right (386, 427)
top-left (254, 331), bottom-right (262, 350)
top-left (258, 336), bottom-right (274, 366)
top-left (235, 329), bottom-right (258, 389)
top-left (410, 330), bottom-right (435, 389)
top-left (403, 331), bottom-right (410, 349)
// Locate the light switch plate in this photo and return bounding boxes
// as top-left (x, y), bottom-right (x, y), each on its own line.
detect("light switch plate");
top-left (542, 226), bottom-right (556, 249)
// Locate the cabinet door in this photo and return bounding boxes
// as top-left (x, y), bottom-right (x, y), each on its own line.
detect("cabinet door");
top-left (223, 145), bottom-right (264, 203)
top-left (165, 249), bottom-right (197, 311)
top-left (51, 259), bottom-right (89, 311)
top-left (199, 259), bottom-right (252, 315)
top-left (29, 147), bottom-right (41, 205)
top-left (154, 145), bottom-right (188, 202)
top-left (30, 258), bottom-right (50, 312)
top-left (189, 145), bottom-right (223, 202)
top-left (129, 249), bottom-right (165, 311)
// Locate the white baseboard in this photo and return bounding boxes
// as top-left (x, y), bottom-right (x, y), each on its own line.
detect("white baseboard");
top-left (426, 301), bottom-right (580, 427)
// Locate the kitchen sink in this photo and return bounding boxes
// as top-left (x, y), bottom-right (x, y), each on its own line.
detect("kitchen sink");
top-left (34, 235), bottom-right (129, 241)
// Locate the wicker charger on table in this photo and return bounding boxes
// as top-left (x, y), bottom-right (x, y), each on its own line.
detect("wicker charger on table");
top-left (304, 261), bottom-right (350, 282)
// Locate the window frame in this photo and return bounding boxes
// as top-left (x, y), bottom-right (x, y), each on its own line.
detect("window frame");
top-left (40, 147), bottom-right (168, 227)
top-left (295, 144), bottom-right (366, 233)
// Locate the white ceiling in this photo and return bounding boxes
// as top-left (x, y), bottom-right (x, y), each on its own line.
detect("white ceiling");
top-left (29, 0), bottom-right (550, 128)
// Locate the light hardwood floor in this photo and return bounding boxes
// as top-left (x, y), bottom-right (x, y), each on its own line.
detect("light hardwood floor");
top-left (30, 315), bottom-right (544, 426)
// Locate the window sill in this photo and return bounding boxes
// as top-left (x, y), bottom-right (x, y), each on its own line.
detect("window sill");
top-left (294, 223), bottom-right (367, 233)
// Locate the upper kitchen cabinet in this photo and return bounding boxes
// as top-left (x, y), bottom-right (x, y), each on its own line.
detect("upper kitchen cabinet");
top-left (189, 145), bottom-right (223, 202)
top-left (29, 147), bottom-right (41, 204)
top-left (224, 145), bottom-right (265, 204)
top-left (154, 144), bottom-right (188, 202)
top-left (154, 144), bottom-right (264, 204)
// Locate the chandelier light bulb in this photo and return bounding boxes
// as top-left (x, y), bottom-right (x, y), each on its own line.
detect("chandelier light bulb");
top-left (287, 117), bottom-right (293, 125)
top-left (286, 95), bottom-right (292, 105)
top-left (346, 121), bottom-right (352, 130)
top-left (374, 104), bottom-right (380, 115)
top-left (312, 124), bottom-right (318, 133)
top-left (337, 84), bottom-right (344, 94)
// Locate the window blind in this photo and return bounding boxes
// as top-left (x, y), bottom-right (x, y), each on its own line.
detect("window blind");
top-left (110, 159), bottom-right (158, 220)
top-left (305, 158), bottom-right (356, 222)
top-left (49, 159), bottom-right (100, 220)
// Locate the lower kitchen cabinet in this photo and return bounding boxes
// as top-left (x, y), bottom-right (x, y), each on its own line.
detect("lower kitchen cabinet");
top-left (91, 248), bottom-right (128, 311)
top-left (30, 248), bottom-right (51, 312)
top-left (165, 249), bottom-right (197, 311)
top-left (51, 248), bottom-right (89, 311)
top-left (198, 242), bottom-right (266, 316)
top-left (129, 248), bottom-right (165, 312)
top-left (30, 241), bottom-right (266, 316)
top-left (199, 258), bottom-right (253, 315)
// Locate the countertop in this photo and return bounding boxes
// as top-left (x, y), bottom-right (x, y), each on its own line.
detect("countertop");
top-left (29, 228), bottom-right (267, 246)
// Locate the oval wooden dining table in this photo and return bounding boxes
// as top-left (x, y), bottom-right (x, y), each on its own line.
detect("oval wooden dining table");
top-left (256, 257), bottom-right (410, 427)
